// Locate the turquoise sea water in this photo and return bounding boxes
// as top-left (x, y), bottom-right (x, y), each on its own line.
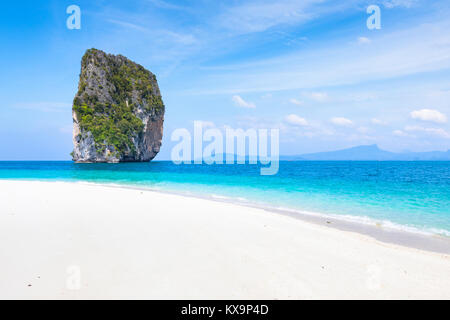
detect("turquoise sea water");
top-left (1, 161), bottom-right (449, 236)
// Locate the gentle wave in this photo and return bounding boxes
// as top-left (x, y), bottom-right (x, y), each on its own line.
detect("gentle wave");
top-left (271, 206), bottom-right (450, 238)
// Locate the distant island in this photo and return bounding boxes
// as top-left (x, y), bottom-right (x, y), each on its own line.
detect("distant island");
top-left (71, 49), bottom-right (165, 163)
top-left (198, 145), bottom-right (450, 162)
top-left (280, 144), bottom-right (450, 161)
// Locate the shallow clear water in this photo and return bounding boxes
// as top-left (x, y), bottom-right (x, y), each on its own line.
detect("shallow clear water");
top-left (1, 161), bottom-right (449, 236)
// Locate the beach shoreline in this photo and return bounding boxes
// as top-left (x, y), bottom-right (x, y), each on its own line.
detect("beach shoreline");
top-left (74, 179), bottom-right (450, 254)
top-left (1, 180), bottom-right (449, 299)
top-left (8, 178), bottom-right (450, 254)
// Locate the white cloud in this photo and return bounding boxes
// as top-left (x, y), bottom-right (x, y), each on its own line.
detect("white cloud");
top-left (404, 125), bottom-right (450, 138)
top-left (393, 129), bottom-right (409, 137)
top-left (357, 126), bottom-right (370, 134)
top-left (217, 0), bottom-right (320, 34)
top-left (160, 30), bottom-right (198, 45)
top-left (357, 37), bottom-right (371, 44)
top-left (302, 91), bottom-right (329, 102)
top-left (289, 98), bottom-right (304, 106)
top-left (107, 19), bottom-right (150, 33)
top-left (331, 117), bottom-right (354, 127)
top-left (410, 109), bottom-right (447, 123)
top-left (14, 102), bottom-right (71, 113)
top-left (147, 0), bottom-right (188, 11)
top-left (285, 114), bottom-right (308, 126)
top-left (383, 0), bottom-right (418, 9)
top-left (107, 23), bottom-right (198, 45)
top-left (285, 35), bottom-right (309, 46)
top-left (347, 92), bottom-right (377, 102)
top-left (371, 118), bottom-right (388, 125)
top-left (232, 95), bottom-right (256, 108)
top-left (215, 1), bottom-right (382, 36)
top-left (190, 19), bottom-right (450, 95)
top-left (429, 129), bottom-right (450, 139)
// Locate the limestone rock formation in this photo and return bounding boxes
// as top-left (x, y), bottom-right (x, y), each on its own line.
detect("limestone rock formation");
top-left (72, 48), bottom-right (164, 163)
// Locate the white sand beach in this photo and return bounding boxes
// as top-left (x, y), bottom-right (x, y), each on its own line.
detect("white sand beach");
top-left (0, 180), bottom-right (449, 299)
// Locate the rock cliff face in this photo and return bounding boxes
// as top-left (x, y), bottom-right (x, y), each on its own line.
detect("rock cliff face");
top-left (72, 49), bottom-right (164, 163)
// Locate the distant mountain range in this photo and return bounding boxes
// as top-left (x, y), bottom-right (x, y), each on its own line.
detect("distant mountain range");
top-left (197, 145), bottom-right (450, 162)
top-left (281, 144), bottom-right (450, 161)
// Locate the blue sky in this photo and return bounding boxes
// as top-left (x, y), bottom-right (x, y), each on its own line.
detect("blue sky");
top-left (0, 0), bottom-right (449, 160)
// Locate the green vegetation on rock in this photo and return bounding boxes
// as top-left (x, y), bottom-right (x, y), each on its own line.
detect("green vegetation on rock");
top-left (73, 102), bottom-right (144, 157)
